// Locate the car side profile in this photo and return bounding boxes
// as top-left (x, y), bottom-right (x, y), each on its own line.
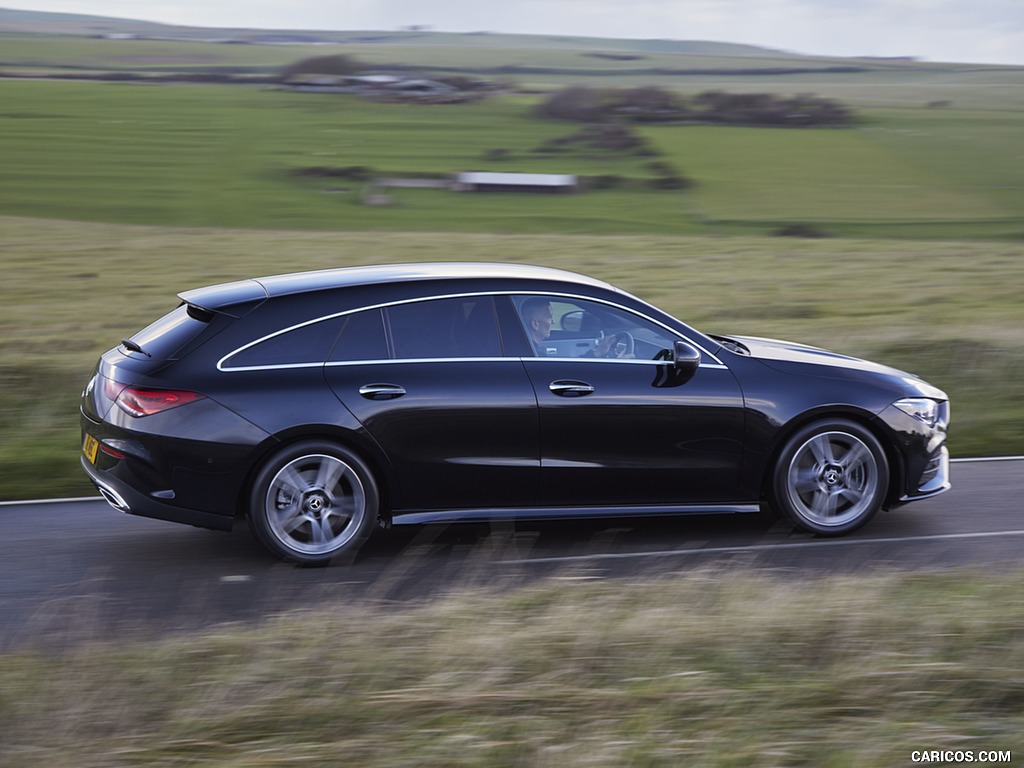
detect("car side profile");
top-left (80, 263), bottom-right (950, 564)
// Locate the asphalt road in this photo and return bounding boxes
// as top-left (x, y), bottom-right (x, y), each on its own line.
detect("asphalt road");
top-left (2, 458), bottom-right (1022, 650)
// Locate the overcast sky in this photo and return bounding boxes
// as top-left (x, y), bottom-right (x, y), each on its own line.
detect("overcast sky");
top-left (10, 0), bottom-right (1024, 65)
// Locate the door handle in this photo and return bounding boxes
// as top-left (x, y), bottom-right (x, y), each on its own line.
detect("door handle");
top-left (549, 380), bottom-right (595, 397)
top-left (358, 383), bottom-right (407, 401)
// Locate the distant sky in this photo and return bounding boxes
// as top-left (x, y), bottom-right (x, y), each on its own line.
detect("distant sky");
top-left (8, 0), bottom-right (1024, 65)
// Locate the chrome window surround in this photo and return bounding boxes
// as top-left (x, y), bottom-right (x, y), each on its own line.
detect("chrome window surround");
top-left (217, 291), bottom-right (727, 373)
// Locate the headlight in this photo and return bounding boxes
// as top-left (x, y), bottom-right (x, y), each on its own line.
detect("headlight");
top-left (894, 398), bottom-right (940, 428)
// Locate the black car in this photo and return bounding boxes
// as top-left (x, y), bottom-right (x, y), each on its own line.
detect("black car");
top-left (80, 263), bottom-right (950, 564)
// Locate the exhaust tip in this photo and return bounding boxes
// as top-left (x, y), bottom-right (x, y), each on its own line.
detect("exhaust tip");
top-left (97, 484), bottom-right (131, 514)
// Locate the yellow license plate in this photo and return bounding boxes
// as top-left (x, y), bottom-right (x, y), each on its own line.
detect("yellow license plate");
top-left (83, 434), bottom-right (99, 465)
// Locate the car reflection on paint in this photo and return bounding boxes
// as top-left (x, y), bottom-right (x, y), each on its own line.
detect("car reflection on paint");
top-left (80, 263), bottom-right (950, 565)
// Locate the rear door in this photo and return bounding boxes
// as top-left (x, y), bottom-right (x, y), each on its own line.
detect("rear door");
top-left (324, 296), bottom-right (539, 512)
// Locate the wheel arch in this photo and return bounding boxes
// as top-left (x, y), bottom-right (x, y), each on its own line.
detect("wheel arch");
top-left (234, 425), bottom-right (397, 523)
top-left (759, 405), bottom-right (905, 510)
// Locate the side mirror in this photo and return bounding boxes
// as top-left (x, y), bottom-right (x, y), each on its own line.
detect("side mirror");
top-left (560, 310), bottom-right (584, 333)
top-left (673, 340), bottom-right (701, 381)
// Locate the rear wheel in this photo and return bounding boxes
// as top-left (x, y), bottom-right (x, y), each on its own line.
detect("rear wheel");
top-left (771, 419), bottom-right (888, 536)
top-left (249, 441), bottom-right (378, 565)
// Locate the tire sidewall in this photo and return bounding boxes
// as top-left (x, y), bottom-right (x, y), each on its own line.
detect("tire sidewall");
top-left (249, 440), bottom-right (379, 565)
top-left (771, 418), bottom-right (889, 536)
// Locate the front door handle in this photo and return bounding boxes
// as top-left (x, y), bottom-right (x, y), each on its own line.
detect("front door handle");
top-left (549, 380), bottom-right (595, 397)
top-left (359, 383), bottom-right (407, 401)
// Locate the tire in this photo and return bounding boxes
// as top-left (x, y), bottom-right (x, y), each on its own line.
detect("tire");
top-left (248, 440), bottom-right (379, 565)
top-left (770, 419), bottom-right (888, 536)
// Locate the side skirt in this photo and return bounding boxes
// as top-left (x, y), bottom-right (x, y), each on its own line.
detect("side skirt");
top-left (392, 503), bottom-right (761, 526)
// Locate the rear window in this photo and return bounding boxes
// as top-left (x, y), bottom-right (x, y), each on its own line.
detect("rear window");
top-left (124, 304), bottom-right (212, 361)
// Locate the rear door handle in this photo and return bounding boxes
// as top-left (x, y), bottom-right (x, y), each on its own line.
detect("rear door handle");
top-left (359, 383), bottom-right (407, 400)
top-left (549, 380), bottom-right (595, 397)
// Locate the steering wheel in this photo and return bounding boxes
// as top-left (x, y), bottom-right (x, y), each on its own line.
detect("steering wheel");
top-left (602, 331), bottom-right (635, 358)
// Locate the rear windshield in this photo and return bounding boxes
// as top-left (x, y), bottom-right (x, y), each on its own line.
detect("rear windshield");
top-left (124, 303), bottom-right (212, 360)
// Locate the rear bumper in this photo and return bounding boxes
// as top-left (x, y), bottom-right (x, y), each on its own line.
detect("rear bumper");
top-left (81, 456), bottom-right (235, 531)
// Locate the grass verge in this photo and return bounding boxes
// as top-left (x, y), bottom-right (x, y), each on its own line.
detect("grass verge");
top-left (2, 216), bottom-right (1023, 500)
top-left (2, 567), bottom-right (1023, 767)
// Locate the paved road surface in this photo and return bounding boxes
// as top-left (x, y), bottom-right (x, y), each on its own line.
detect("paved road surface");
top-left (2, 459), bottom-right (1021, 649)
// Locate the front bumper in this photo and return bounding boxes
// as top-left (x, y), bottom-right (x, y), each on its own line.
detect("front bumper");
top-left (899, 445), bottom-right (951, 503)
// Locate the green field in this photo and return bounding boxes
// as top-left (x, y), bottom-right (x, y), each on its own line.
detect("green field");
top-left (2, 79), bottom-right (1023, 238)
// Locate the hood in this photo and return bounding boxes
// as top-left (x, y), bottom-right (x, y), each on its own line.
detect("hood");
top-left (727, 334), bottom-right (947, 400)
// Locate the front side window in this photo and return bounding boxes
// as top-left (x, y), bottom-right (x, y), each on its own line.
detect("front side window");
top-left (514, 295), bottom-right (678, 361)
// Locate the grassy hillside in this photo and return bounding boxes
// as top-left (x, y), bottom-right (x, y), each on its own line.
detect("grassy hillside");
top-left (1, 80), bottom-right (1022, 238)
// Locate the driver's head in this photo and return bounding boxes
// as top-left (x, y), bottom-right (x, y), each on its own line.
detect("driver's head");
top-left (521, 298), bottom-right (553, 342)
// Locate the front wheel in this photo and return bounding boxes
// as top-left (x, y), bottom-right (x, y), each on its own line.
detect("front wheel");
top-left (248, 441), bottom-right (379, 565)
top-left (770, 419), bottom-right (888, 536)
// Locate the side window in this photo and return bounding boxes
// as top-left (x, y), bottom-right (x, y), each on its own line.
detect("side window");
top-left (329, 308), bottom-right (388, 362)
top-left (225, 316), bottom-right (344, 369)
top-left (386, 296), bottom-right (502, 359)
top-left (514, 295), bottom-right (677, 360)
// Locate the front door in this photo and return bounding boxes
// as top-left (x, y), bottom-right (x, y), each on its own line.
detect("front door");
top-left (514, 295), bottom-right (745, 507)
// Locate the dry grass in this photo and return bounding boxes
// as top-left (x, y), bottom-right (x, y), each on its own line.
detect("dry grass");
top-left (2, 216), bottom-right (1023, 500)
top-left (2, 567), bottom-right (1023, 766)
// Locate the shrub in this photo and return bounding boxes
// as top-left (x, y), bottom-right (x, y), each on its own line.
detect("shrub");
top-left (279, 54), bottom-right (365, 81)
top-left (774, 223), bottom-right (831, 238)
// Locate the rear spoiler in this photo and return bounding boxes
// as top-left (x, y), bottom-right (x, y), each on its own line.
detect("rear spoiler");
top-left (178, 278), bottom-right (268, 318)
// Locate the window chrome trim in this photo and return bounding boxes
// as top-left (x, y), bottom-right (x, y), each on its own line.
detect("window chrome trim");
top-left (218, 290), bottom-right (726, 372)
top-left (320, 357), bottom-right (730, 369)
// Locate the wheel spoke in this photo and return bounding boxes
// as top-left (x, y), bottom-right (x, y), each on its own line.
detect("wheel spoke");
top-left (282, 512), bottom-right (309, 536)
top-left (838, 486), bottom-right (865, 506)
top-left (315, 457), bottom-right (346, 493)
top-left (840, 441), bottom-right (870, 472)
top-left (275, 464), bottom-right (312, 496)
top-left (807, 434), bottom-right (836, 466)
top-left (309, 515), bottom-right (334, 546)
top-left (810, 489), bottom-right (840, 518)
top-left (793, 466), bottom-right (820, 495)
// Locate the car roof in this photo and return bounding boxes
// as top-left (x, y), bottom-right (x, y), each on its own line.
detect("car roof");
top-left (179, 262), bottom-right (618, 312)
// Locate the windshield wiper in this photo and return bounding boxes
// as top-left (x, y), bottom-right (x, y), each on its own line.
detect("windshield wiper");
top-left (710, 335), bottom-right (750, 355)
top-left (121, 338), bottom-right (152, 357)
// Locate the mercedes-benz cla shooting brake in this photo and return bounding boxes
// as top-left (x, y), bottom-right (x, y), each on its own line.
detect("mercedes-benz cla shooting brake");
top-left (80, 263), bottom-right (950, 565)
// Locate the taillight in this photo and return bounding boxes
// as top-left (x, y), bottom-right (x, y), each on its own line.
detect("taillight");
top-left (115, 386), bottom-right (206, 417)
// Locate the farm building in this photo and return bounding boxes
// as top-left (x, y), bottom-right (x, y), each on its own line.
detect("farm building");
top-left (454, 172), bottom-right (578, 193)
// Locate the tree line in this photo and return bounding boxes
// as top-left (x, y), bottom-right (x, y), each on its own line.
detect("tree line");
top-left (536, 85), bottom-right (853, 127)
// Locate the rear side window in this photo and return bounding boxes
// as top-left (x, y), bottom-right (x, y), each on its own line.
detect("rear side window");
top-left (387, 297), bottom-right (502, 359)
top-left (125, 304), bottom-right (211, 361)
top-left (329, 309), bottom-right (389, 362)
top-left (226, 316), bottom-right (345, 369)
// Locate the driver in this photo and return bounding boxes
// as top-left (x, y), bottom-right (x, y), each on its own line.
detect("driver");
top-left (520, 298), bottom-right (621, 358)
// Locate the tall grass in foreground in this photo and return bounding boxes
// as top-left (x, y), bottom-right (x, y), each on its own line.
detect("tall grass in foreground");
top-left (2, 568), bottom-right (1023, 767)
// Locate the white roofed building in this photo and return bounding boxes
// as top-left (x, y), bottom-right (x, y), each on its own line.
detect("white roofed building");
top-left (454, 172), bottom-right (577, 193)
